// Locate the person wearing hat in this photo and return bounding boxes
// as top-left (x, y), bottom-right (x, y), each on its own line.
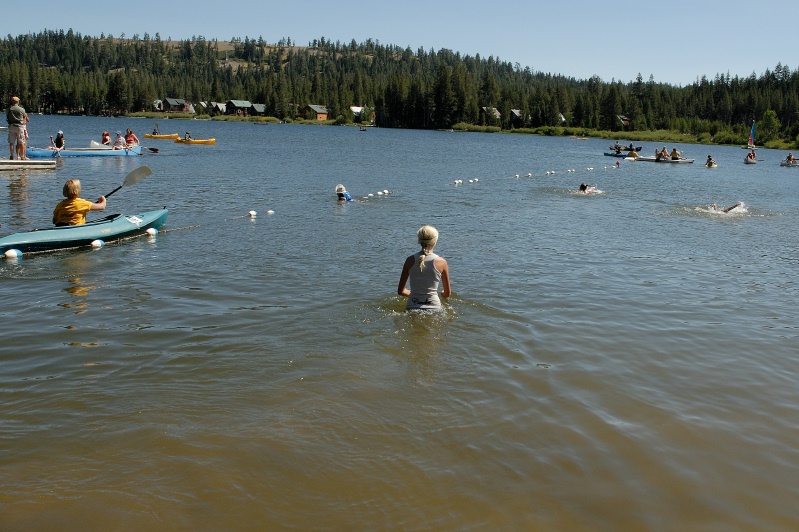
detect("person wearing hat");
top-left (184, 131), bottom-right (193, 140)
top-left (397, 225), bottom-right (451, 311)
top-left (51, 130), bottom-right (66, 152)
top-left (335, 184), bottom-right (353, 201)
top-left (6, 96), bottom-right (29, 160)
top-left (112, 130), bottom-right (127, 149)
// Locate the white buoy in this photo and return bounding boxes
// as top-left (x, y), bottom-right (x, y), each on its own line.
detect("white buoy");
top-left (383, 189), bottom-right (389, 194)
top-left (368, 193), bottom-right (374, 197)
top-left (468, 179), bottom-right (474, 183)
top-left (527, 173), bottom-right (532, 177)
top-left (91, 239), bottom-right (104, 248)
top-left (4, 249), bottom-right (21, 259)
top-left (146, 227), bottom-right (158, 236)
top-left (514, 174), bottom-right (519, 178)
top-left (267, 210), bottom-right (274, 215)
top-left (377, 191), bottom-right (383, 195)
top-left (248, 210), bottom-right (257, 217)
top-left (474, 178), bottom-right (479, 182)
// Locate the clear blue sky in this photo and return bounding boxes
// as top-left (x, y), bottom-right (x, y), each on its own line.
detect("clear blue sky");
top-left (4, 0), bottom-right (795, 86)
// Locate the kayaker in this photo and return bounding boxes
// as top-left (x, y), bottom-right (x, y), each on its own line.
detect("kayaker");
top-left (397, 225), bottom-right (451, 311)
top-left (670, 147), bottom-right (681, 160)
top-left (785, 153), bottom-right (796, 163)
top-left (51, 130), bottom-right (65, 152)
top-left (184, 131), bottom-right (193, 140)
top-left (335, 184), bottom-right (354, 201)
top-left (53, 179), bottom-right (107, 226)
top-left (101, 131), bottom-right (111, 145)
top-left (706, 155), bottom-right (716, 167)
top-left (112, 131), bottom-right (126, 149)
top-left (125, 128), bottom-right (140, 146)
top-left (746, 150), bottom-right (756, 160)
top-left (152, 123), bottom-right (159, 135)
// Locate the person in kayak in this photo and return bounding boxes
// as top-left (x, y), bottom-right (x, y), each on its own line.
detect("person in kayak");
top-left (670, 147), bottom-right (682, 160)
top-left (112, 131), bottom-right (127, 149)
top-left (397, 225), bottom-right (451, 311)
top-left (184, 131), bottom-right (193, 140)
top-left (53, 179), bottom-right (107, 226)
top-left (125, 128), bottom-right (140, 146)
top-left (335, 184), bottom-right (354, 201)
top-left (51, 130), bottom-right (66, 152)
top-left (706, 155), bottom-right (716, 167)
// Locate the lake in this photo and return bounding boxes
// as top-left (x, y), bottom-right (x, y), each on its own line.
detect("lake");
top-left (1, 116), bottom-right (798, 530)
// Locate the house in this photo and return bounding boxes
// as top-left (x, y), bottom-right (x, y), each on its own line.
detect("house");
top-left (482, 107), bottom-right (501, 120)
top-left (163, 98), bottom-right (194, 113)
top-left (302, 105), bottom-right (329, 121)
top-left (226, 100), bottom-right (253, 116)
top-left (251, 103), bottom-right (267, 116)
top-left (209, 102), bottom-right (227, 116)
top-left (350, 106), bottom-right (375, 123)
top-left (510, 109), bottom-right (524, 127)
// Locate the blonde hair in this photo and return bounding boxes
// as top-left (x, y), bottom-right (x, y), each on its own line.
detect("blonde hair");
top-left (63, 179), bottom-right (81, 198)
top-left (416, 225), bottom-right (439, 272)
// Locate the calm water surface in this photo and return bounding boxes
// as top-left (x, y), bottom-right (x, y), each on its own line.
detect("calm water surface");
top-left (1, 116), bottom-right (798, 530)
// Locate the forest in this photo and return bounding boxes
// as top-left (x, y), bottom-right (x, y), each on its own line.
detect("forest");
top-left (1, 29), bottom-right (798, 147)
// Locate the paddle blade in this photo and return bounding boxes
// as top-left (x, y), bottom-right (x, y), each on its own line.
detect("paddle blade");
top-left (122, 166), bottom-right (152, 187)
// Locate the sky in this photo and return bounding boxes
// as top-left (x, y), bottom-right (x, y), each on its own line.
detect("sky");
top-left (3, 0), bottom-right (795, 87)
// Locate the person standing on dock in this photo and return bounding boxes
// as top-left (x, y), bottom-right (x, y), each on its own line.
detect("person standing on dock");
top-left (6, 96), bottom-right (28, 160)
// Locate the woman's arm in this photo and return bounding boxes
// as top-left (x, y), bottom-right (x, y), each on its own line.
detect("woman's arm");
top-left (397, 255), bottom-right (414, 296)
top-left (437, 257), bottom-right (451, 298)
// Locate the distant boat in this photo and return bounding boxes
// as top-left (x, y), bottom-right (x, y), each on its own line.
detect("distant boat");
top-left (742, 121), bottom-right (757, 149)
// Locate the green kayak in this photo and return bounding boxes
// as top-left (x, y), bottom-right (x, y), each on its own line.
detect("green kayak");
top-left (1, 209), bottom-right (168, 255)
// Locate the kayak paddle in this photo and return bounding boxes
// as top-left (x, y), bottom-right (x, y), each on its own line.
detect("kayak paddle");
top-left (104, 165), bottom-right (152, 198)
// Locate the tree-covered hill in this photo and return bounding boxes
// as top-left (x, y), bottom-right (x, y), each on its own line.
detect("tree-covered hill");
top-left (2, 29), bottom-right (797, 145)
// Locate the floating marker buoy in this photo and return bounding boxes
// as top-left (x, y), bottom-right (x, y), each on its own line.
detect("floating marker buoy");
top-left (383, 189), bottom-right (389, 194)
top-left (474, 178), bottom-right (479, 182)
top-left (267, 210), bottom-right (274, 215)
top-left (4, 249), bottom-right (21, 259)
top-left (146, 227), bottom-right (158, 236)
top-left (527, 173), bottom-right (532, 177)
top-left (368, 193), bottom-right (374, 197)
top-left (468, 179), bottom-right (474, 183)
top-left (377, 191), bottom-right (383, 195)
top-left (248, 210), bottom-right (257, 217)
top-left (91, 239), bottom-right (104, 248)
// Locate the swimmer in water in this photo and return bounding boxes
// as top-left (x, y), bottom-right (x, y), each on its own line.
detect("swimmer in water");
top-left (711, 201), bottom-right (743, 213)
top-left (578, 183), bottom-right (597, 193)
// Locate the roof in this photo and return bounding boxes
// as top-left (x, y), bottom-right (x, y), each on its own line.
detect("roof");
top-left (164, 98), bottom-right (186, 106)
top-left (252, 103), bottom-right (266, 113)
top-left (306, 104), bottom-right (329, 114)
top-left (227, 100), bottom-right (252, 108)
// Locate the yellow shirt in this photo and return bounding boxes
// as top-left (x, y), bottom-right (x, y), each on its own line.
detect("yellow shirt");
top-left (53, 197), bottom-right (94, 225)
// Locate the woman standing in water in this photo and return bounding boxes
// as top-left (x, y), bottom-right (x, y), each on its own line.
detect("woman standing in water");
top-left (397, 225), bottom-right (451, 311)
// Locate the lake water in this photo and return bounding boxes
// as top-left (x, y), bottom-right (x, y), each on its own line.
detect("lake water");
top-left (2, 116), bottom-right (798, 531)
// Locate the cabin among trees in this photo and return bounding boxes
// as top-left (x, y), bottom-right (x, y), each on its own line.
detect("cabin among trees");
top-left (302, 105), bottom-right (329, 121)
top-left (162, 98), bottom-right (194, 113)
top-left (226, 100), bottom-right (253, 116)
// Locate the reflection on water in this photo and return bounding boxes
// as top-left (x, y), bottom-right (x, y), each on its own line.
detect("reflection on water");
top-left (1, 116), bottom-right (798, 530)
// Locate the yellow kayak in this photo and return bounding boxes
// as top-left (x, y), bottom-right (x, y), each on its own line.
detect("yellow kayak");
top-left (174, 137), bottom-right (216, 145)
top-left (144, 133), bottom-right (179, 139)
